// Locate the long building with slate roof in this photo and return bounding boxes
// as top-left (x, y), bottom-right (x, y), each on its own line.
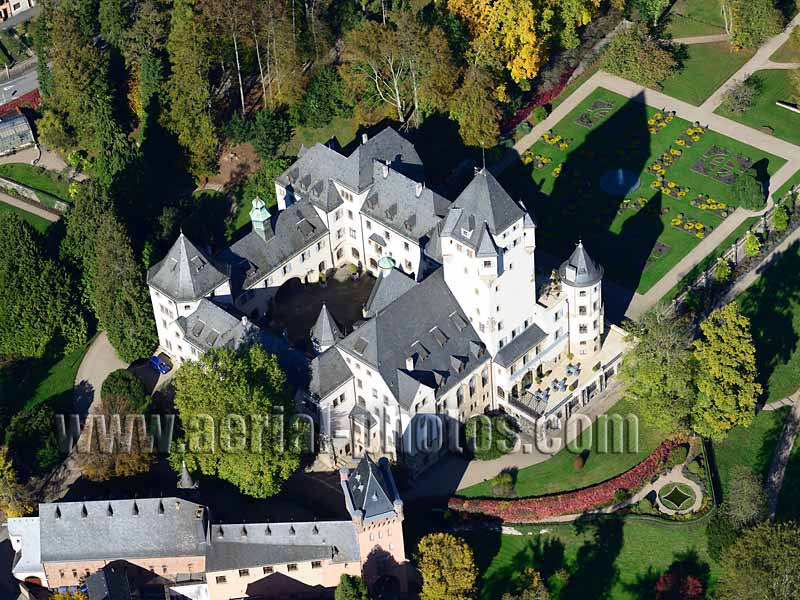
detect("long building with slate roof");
top-left (146, 126), bottom-right (627, 476)
top-left (8, 456), bottom-right (408, 600)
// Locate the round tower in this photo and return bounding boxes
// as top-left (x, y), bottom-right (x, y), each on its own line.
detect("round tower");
top-left (559, 241), bottom-right (604, 357)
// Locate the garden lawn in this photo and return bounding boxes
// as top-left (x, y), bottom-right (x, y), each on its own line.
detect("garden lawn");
top-left (660, 43), bottom-right (755, 106)
top-left (664, 0), bottom-right (726, 38)
top-left (0, 163), bottom-right (71, 204)
top-left (287, 116), bottom-right (359, 156)
top-left (771, 28), bottom-right (800, 62)
top-left (458, 398), bottom-right (669, 498)
top-left (0, 200), bottom-right (52, 233)
top-left (773, 167), bottom-right (800, 201)
top-left (469, 518), bottom-right (717, 599)
top-left (716, 70), bottom-right (800, 146)
top-left (502, 87), bottom-right (784, 294)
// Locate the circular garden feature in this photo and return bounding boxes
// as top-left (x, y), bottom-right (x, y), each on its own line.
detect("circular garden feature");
top-left (600, 168), bottom-right (641, 196)
top-left (658, 482), bottom-right (696, 511)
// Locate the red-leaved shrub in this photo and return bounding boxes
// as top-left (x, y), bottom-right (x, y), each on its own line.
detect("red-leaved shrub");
top-left (448, 439), bottom-right (681, 522)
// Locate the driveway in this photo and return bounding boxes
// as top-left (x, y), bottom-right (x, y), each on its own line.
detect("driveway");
top-left (73, 332), bottom-right (128, 415)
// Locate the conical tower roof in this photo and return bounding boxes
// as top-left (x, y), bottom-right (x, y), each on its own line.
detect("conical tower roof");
top-left (559, 241), bottom-right (603, 287)
top-left (452, 168), bottom-right (525, 234)
top-left (310, 303), bottom-right (343, 350)
top-left (177, 459), bottom-right (198, 490)
top-left (146, 232), bottom-right (229, 302)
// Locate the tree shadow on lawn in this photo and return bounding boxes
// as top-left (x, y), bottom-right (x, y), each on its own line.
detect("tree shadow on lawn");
top-left (500, 92), bottom-right (663, 311)
top-left (738, 240), bottom-right (800, 399)
top-left (562, 514), bottom-right (625, 600)
top-left (777, 448), bottom-right (800, 521)
top-left (479, 531), bottom-right (566, 598)
top-left (624, 549), bottom-right (711, 600)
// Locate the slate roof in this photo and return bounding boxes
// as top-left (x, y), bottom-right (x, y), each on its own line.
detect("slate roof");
top-left (363, 268), bottom-right (416, 317)
top-left (451, 168), bottom-right (524, 236)
top-left (147, 233), bottom-right (230, 302)
top-left (223, 200), bottom-right (328, 291)
top-left (175, 299), bottom-right (259, 352)
top-left (38, 498), bottom-right (208, 562)
top-left (86, 565), bottom-right (131, 600)
top-left (7, 517), bottom-right (42, 576)
top-left (343, 455), bottom-right (399, 521)
top-left (310, 303), bottom-right (343, 349)
top-left (206, 521), bottom-right (359, 571)
top-left (275, 144), bottom-right (347, 213)
top-left (361, 163), bottom-right (449, 241)
top-left (309, 348), bottom-right (353, 399)
top-left (337, 269), bottom-right (489, 409)
top-left (559, 241), bottom-right (603, 287)
top-left (494, 323), bottom-right (548, 368)
top-left (343, 128), bottom-right (424, 190)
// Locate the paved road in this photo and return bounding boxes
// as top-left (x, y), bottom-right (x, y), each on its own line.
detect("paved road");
top-left (0, 64), bottom-right (37, 102)
top-left (0, 6), bottom-right (39, 32)
top-left (73, 331), bottom-right (128, 414)
top-left (0, 191), bottom-right (59, 221)
top-left (701, 13), bottom-right (800, 112)
top-left (764, 393), bottom-right (800, 519)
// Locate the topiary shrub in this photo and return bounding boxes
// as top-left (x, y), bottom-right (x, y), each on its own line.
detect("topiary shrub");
top-left (573, 449), bottom-right (589, 471)
top-left (101, 369), bottom-right (146, 410)
top-left (666, 444), bottom-right (689, 469)
top-left (490, 470), bottom-right (517, 497)
top-left (464, 415), bottom-right (517, 460)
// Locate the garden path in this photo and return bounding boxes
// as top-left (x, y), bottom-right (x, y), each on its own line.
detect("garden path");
top-left (0, 190), bottom-right (59, 221)
top-left (764, 392), bottom-right (800, 519)
top-left (497, 69), bottom-right (800, 319)
top-left (700, 13), bottom-right (800, 112)
top-left (667, 33), bottom-right (730, 45)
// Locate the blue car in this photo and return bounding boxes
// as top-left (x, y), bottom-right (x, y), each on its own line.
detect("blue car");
top-left (149, 354), bottom-right (172, 374)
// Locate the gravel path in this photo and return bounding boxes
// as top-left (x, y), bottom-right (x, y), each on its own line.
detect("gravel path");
top-left (765, 394), bottom-right (800, 519)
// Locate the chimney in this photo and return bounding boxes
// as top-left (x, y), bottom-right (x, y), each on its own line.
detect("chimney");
top-left (362, 133), bottom-right (368, 144)
top-left (382, 161), bottom-right (389, 179)
top-left (241, 316), bottom-right (248, 327)
top-left (339, 466), bottom-right (350, 481)
top-left (415, 182), bottom-right (424, 197)
top-left (405, 356), bottom-right (415, 370)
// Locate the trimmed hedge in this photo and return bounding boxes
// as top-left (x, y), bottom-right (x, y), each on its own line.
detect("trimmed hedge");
top-left (101, 369), bottom-right (146, 410)
top-left (448, 439), bottom-right (682, 522)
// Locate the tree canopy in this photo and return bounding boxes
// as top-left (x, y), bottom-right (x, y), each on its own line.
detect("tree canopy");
top-left (0, 213), bottom-right (87, 359)
top-left (692, 302), bottom-right (761, 440)
top-left (418, 532), bottom-right (477, 600)
top-left (172, 344), bottom-right (303, 497)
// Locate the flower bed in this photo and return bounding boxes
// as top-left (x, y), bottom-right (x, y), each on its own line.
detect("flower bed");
top-left (448, 439), bottom-right (682, 523)
top-left (650, 179), bottom-right (690, 198)
top-left (691, 144), bottom-right (753, 185)
top-left (647, 111), bottom-right (674, 135)
top-left (671, 214), bottom-right (709, 239)
top-left (689, 194), bottom-right (730, 218)
top-left (522, 150), bottom-right (553, 170)
top-left (576, 99), bottom-right (616, 129)
top-left (542, 131), bottom-right (572, 150)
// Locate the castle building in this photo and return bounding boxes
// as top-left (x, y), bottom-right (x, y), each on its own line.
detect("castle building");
top-left (7, 456), bottom-right (407, 600)
top-left (145, 127), bottom-right (627, 475)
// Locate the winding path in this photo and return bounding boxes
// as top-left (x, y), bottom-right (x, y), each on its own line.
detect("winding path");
top-left (764, 394), bottom-right (800, 519)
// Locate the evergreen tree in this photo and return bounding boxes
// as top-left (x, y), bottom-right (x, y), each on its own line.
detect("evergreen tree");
top-left (92, 214), bottom-right (157, 362)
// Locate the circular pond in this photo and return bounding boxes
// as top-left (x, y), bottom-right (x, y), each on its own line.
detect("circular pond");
top-left (600, 168), bottom-right (641, 196)
top-left (658, 482), bottom-right (696, 511)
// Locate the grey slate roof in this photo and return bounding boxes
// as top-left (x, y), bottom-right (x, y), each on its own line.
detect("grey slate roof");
top-left (310, 303), bottom-right (343, 349)
top-left (559, 241), bottom-right (603, 287)
top-left (175, 299), bottom-right (259, 352)
top-left (206, 521), bottom-right (359, 571)
top-left (39, 498), bottom-right (208, 562)
top-left (343, 455), bottom-right (398, 521)
top-left (452, 168), bottom-right (524, 235)
top-left (344, 128), bottom-right (424, 190)
top-left (86, 565), bottom-right (131, 600)
top-left (7, 517), bottom-right (41, 576)
top-left (361, 163), bottom-right (449, 242)
top-left (275, 144), bottom-right (347, 212)
top-left (223, 200), bottom-right (328, 290)
top-left (338, 269), bottom-right (489, 409)
top-left (363, 269), bottom-right (416, 317)
top-left (494, 323), bottom-right (548, 368)
top-left (147, 233), bottom-right (229, 302)
top-left (309, 348), bottom-right (353, 399)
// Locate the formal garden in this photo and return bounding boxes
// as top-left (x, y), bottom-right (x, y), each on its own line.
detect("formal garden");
top-left (502, 87), bottom-right (785, 294)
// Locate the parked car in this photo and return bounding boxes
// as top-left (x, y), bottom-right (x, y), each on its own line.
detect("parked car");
top-left (148, 353), bottom-right (172, 374)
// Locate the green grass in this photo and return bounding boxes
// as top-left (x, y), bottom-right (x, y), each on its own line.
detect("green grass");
top-left (0, 200), bottom-right (52, 233)
top-left (773, 167), bottom-right (800, 201)
top-left (737, 240), bottom-right (800, 403)
top-left (659, 482), bottom-right (695, 509)
top-left (660, 43), bottom-right (754, 106)
top-left (771, 27), bottom-right (800, 62)
top-left (287, 116), bottom-right (359, 156)
top-left (0, 163), bottom-right (71, 204)
top-left (469, 517), bottom-right (717, 599)
top-left (458, 398), bottom-right (669, 498)
top-left (664, 0), bottom-right (726, 38)
top-left (502, 87), bottom-right (784, 294)
top-left (716, 70), bottom-right (800, 145)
